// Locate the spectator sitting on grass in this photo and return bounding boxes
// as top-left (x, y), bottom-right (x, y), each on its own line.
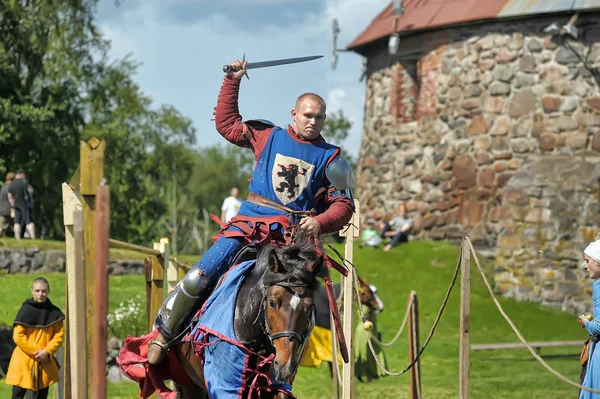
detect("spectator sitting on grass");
top-left (359, 219), bottom-right (382, 248)
top-left (379, 203), bottom-right (413, 252)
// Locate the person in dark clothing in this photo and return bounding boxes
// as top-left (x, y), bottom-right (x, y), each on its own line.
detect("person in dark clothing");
top-left (7, 170), bottom-right (35, 240)
top-left (0, 172), bottom-right (15, 236)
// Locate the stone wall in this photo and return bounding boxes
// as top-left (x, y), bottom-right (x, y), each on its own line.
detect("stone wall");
top-left (495, 156), bottom-right (600, 314)
top-left (0, 247), bottom-right (145, 275)
top-left (356, 14), bottom-right (600, 312)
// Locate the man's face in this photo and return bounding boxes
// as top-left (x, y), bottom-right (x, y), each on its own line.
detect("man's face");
top-left (291, 98), bottom-right (326, 140)
top-left (231, 187), bottom-right (239, 197)
top-left (31, 282), bottom-right (49, 303)
top-left (399, 205), bottom-right (407, 217)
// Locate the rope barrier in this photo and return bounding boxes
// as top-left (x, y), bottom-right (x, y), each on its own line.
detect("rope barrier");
top-left (370, 294), bottom-right (412, 347)
top-left (328, 237), bottom-right (599, 393)
top-left (327, 243), bottom-right (460, 376)
top-left (464, 238), bottom-right (600, 394)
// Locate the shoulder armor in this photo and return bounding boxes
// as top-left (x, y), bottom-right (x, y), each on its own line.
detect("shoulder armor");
top-left (326, 155), bottom-right (354, 202)
top-left (243, 119), bottom-right (276, 130)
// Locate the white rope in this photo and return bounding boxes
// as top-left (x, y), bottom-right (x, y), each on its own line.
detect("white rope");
top-left (465, 237), bottom-right (600, 394)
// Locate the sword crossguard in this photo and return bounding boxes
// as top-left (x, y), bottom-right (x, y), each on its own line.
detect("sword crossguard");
top-left (222, 53), bottom-right (250, 79)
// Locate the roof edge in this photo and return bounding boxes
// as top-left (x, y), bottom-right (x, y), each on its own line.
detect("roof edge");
top-left (346, 7), bottom-right (600, 53)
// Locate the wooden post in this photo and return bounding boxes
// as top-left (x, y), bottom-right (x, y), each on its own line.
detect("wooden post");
top-left (340, 200), bottom-right (360, 399)
top-left (331, 313), bottom-right (340, 399)
top-left (80, 137), bottom-right (106, 398)
top-left (92, 183), bottom-right (110, 399)
top-left (408, 291), bottom-right (421, 399)
top-left (62, 182), bottom-right (86, 399)
top-left (459, 237), bottom-right (471, 399)
top-left (146, 255), bottom-right (165, 333)
top-left (159, 237), bottom-right (178, 293)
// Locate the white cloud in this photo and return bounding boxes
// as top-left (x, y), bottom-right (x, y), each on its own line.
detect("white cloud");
top-left (97, 0), bottom-right (390, 158)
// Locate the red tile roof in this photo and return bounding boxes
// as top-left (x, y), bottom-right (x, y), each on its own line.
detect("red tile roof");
top-left (347, 0), bottom-right (600, 52)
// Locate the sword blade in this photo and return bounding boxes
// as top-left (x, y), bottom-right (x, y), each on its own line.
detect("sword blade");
top-left (222, 55), bottom-right (323, 74)
top-left (246, 55), bottom-right (323, 70)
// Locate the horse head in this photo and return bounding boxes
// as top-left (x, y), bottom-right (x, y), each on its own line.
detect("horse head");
top-left (259, 239), bottom-right (323, 384)
top-left (357, 276), bottom-right (384, 313)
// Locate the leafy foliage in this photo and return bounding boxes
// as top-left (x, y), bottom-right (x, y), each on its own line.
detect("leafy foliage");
top-left (0, 0), bottom-right (351, 254)
top-left (321, 109), bottom-right (357, 172)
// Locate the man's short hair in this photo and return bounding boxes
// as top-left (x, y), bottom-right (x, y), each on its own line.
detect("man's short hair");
top-left (295, 93), bottom-right (326, 112)
top-left (16, 169), bottom-right (25, 175)
top-left (32, 276), bottom-right (50, 289)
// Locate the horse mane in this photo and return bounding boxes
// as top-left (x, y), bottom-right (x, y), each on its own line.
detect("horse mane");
top-left (256, 233), bottom-right (322, 290)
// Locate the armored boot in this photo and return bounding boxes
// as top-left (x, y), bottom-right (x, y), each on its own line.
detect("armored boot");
top-left (147, 268), bottom-right (212, 365)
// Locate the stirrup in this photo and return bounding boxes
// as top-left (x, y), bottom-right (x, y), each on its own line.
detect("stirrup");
top-left (148, 337), bottom-right (169, 365)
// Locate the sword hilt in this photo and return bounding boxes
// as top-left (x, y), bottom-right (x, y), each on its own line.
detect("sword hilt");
top-left (223, 53), bottom-right (249, 79)
top-left (222, 64), bottom-right (249, 79)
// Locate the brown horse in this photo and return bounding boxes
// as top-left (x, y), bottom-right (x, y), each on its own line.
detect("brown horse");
top-left (173, 239), bottom-right (324, 398)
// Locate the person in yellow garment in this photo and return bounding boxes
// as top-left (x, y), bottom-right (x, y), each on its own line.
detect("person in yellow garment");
top-left (5, 277), bottom-right (64, 399)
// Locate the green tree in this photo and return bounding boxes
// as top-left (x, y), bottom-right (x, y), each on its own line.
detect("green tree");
top-left (322, 110), bottom-right (357, 171)
top-left (0, 1), bottom-right (196, 243)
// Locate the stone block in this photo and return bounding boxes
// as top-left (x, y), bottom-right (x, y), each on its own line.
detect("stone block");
top-left (478, 167), bottom-right (495, 188)
top-left (490, 116), bottom-right (512, 136)
top-left (560, 97), bottom-right (579, 113)
top-left (479, 58), bottom-right (495, 71)
top-left (544, 35), bottom-right (559, 50)
top-left (490, 81), bottom-right (511, 96)
top-left (587, 98), bottom-right (600, 111)
top-left (497, 172), bottom-right (515, 188)
top-left (524, 208), bottom-right (552, 223)
top-left (556, 46), bottom-right (580, 64)
top-left (494, 64), bottom-right (515, 82)
top-left (507, 158), bottom-right (523, 170)
top-left (468, 114), bottom-right (488, 136)
top-left (422, 214), bottom-right (438, 230)
top-left (513, 117), bottom-right (532, 137)
top-left (452, 155), bottom-right (478, 189)
top-left (498, 234), bottom-right (521, 249)
top-left (538, 133), bottom-right (557, 152)
top-left (494, 162), bottom-right (507, 172)
top-left (496, 48), bottom-right (517, 63)
top-left (475, 151), bottom-right (494, 165)
top-left (566, 132), bottom-right (588, 150)
top-left (510, 138), bottom-right (532, 153)
top-left (555, 115), bottom-right (579, 132)
top-left (519, 55), bottom-right (537, 73)
top-left (514, 72), bottom-right (538, 88)
top-left (483, 96), bottom-right (506, 114)
top-left (541, 96), bottom-right (562, 113)
top-left (508, 89), bottom-right (537, 117)
top-left (471, 139), bottom-right (490, 155)
top-left (527, 38), bottom-right (543, 52)
top-left (541, 65), bottom-right (566, 82)
top-left (494, 152), bottom-right (513, 160)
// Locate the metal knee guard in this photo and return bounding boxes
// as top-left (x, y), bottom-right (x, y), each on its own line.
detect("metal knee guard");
top-left (156, 267), bottom-right (212, 338)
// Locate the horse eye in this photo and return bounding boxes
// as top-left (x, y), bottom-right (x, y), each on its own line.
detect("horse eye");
top-left (268, 299), bottom-right (277, 309)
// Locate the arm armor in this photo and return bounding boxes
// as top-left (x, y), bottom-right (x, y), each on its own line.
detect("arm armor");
top-left (325, 155), bottom-right (354, 203)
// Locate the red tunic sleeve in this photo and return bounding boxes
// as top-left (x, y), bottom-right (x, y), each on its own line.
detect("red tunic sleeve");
top-left (314, 185), bottom-right (355, 235)
top-left (214, 76), bottom-right (272, 159)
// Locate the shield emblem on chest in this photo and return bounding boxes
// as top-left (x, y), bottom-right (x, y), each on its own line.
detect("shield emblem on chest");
top-left (272, 153), bottom-right (315, 205)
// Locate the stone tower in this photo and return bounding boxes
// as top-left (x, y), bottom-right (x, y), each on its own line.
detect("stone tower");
top-left (348, 1), bottom-right (600, 313)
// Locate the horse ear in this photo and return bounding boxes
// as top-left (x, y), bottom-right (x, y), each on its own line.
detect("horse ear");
top-left (268, 250), bottom-right (285, 274)
top-left (307, 255), bottom-right (324, 276)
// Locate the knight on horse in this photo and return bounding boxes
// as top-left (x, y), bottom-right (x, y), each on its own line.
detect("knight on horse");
top-left (145, 59), bottom-right (355, 384)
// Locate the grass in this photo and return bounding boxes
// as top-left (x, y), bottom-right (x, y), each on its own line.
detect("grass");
top-left (0, 240), bottom-right (588, 398)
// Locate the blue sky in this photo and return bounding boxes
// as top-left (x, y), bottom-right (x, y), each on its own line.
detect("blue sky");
top-left (96, 0), bottom-right (391, 158)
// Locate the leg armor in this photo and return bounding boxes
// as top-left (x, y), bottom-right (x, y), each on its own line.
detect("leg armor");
top-left (158, 267), bottom-right (212, 338)
top-left (148, 231), bottom-right (244, 365)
